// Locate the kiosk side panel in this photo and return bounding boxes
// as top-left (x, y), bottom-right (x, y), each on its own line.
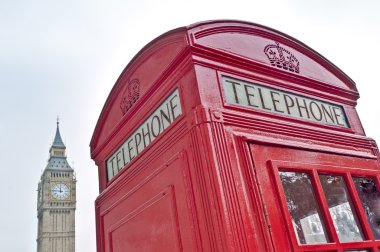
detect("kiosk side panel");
top-left (99, 151), bottom-right (197, 252)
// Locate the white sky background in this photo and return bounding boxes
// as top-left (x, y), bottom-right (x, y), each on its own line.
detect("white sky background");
top-left (0, 0), bottom-right (379, 251)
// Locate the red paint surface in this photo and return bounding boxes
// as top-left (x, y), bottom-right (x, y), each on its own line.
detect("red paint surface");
top-left (90, 20), bottom-right (380, 251)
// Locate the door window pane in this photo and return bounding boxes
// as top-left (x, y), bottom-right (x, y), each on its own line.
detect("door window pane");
top-left (344, 250), bottom-right (369, 252)
top-left (280, 171), bottom-right (329, 244)
top-left (353, 177), bottom-right (380, 240)
top-left (319, 175), bottom-right (364, 242)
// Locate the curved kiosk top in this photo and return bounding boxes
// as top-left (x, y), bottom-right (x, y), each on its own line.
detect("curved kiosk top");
top-left (91, 20), bottom-right (380, 252)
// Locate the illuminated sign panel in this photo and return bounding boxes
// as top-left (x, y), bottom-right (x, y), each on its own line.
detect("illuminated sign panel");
top-left (107, 89), bottom-right (182, 180)
top-left (222, 76), bottom-right (348, 128)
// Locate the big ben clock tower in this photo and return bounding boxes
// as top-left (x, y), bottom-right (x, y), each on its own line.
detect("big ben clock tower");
top-left (37, 121), bottom-right (76, 252)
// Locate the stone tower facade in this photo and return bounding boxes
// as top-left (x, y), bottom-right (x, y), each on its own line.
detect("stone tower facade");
top-left (37, 121), bottom-right (76, 252)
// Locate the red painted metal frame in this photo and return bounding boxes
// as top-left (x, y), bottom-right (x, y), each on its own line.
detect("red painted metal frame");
top-left (90, 20), bottom-right (380, 252)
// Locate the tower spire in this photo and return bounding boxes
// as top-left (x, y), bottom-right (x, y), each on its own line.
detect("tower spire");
top-left (47, 119), bottom-right (71, 170)
top-left (52, 117), bottom-right (65, 149)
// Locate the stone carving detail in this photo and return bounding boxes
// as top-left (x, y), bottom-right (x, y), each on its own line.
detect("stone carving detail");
top-left (264, 42), bottom-right (300, 73)
top-left (120, 79), bottom-right (140, 115)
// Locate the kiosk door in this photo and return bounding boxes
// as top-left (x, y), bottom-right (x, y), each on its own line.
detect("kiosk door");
top-left (250, 144), bottom-right (380, 252)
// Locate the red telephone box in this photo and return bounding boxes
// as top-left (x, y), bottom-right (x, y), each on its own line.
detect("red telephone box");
top-left (90, 20), bottom-right (380, 252)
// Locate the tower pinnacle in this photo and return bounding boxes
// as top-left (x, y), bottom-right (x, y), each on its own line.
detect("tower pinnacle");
top-left (52, 118), bottom-right (65, 149)
top-left (47, 120), bottom-right (72, 170)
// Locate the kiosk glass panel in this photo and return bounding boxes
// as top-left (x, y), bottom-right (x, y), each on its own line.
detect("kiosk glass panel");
top-left (279, 171), bottom-right (329, 244)
top-left (319, 175), bottom-right (364, 242)
top-left (343, 250), bottom-right (369, 252)
top-left (353, 177), bottom-right (380, 240)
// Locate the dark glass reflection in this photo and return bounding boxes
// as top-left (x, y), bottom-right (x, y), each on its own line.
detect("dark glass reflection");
top-left (319, 175), bottom-right (364, 242)
top-left (280, 171), bottom-right (329, 244)
top-left (353, 177), bottom-right (380, 240)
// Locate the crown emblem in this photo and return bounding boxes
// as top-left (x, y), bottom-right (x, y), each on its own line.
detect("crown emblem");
top-left (264, 42), bottom-right (300, 73)
top-left (120, 79), bottom-right (140, 115)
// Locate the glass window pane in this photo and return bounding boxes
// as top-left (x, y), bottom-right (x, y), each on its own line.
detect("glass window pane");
top-left (353, 177), bottom-right (380, 240)
top-left (344, 250), bottom-right (369, 252)
top-left (279, 171), bottom-right (329, 244)
top-left (319, 175), bottom-right (364, 242)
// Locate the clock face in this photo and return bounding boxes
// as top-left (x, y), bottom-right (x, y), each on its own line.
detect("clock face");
top-left (51, 183), bottom-right (70, 200)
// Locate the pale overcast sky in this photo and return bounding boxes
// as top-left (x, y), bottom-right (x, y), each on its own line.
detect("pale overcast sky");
top-left (0, 0), bottom-right (379, 251)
